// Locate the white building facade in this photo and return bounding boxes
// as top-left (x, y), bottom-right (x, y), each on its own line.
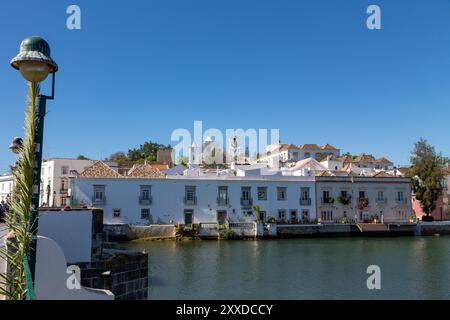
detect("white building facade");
top-left (40, 158), bottom-right (97, 207)
top-left (70, 170), bottom-right (412, 225)
top-left (315, 175), bottom-right (413, 223)
top-left (70, 176), bottom-right (317, 225)
top-left (0, 174), bottom-right (14, 203)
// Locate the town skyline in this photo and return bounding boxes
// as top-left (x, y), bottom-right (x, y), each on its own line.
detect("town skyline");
top-left (1, 0), bottom-right (450, 172)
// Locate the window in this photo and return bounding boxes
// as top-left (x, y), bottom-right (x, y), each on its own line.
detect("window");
top-left (93, 185), bottom-right (105, 201)
top-left (140, 185), bottom-right (152, 202)
top-left (61, 166), bottom-right (69, 175)
top-left (377, 191), bottom-right (384, 200)
top-left (141, 208), bottom-right (150, 220)
top-left (341, 190), bottom-right (348, 198)
top-left (113, 209), bottom-right (121, 218)
top-left (321, 210), bottom-right (333, 221)
top-left (301, 210), bottom-right (309, 221)
top-left (398, 191), bottom-right (404, 201)
top-left (258, 187), bottom-right (267, 200)
top-left (60, 179), bottom-right (68, 191)
top-left (218, 186), bottom-right (228, 204)
top-left (277, 187), bottom-right (287, 201)
top-left (278, 209), bottom-right (286, 221)
top-left (185, 186), bottom-right (195, 201)
top-left (301, 188), bottom-right (310, 200)
top-left (322, 190), bottom-right (331, 203)
top-left (359, 191), bottom-right (366, 199)
top-left (305, 152), bottom-right (310, 158)
top-left (241, 187), bottom-right (251, 201)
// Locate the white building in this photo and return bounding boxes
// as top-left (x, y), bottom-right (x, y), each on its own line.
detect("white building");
top-left (70, 161), bottom-right (412, 225)
top-left (0, 174), bottom-right (14, 203)
top-left (258, 143), bottom-right (340, 168)
top-left (315, 173), bottom-right (412, 223)
top-left (39, 158), bottom-right (100, 207)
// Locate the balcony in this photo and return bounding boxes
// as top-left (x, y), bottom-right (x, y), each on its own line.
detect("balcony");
top-left (184, 196), bottom-right (197, 206)
top-left (60, 188), bottom-right (69, 194)
top-left (396, 198), bottom-right (408, 205)
top-left (240, 197), bottom-right (253, 206)
top-left (139, 195), bottom-right (153, 205)
top-left (217, 197), bottom-right (229, 206)
top-left (92, 196), bottom-right (106, 206)
top-left (300, 198), bottom-right (312, 206)
top-left (376, 198), bottom-right (387, 205)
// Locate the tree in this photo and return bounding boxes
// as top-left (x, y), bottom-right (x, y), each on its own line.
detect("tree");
top-left (127, 141), bottom-right (167, 162)
top-left (409, 138), bottom-right (444, 217)
top-left (76, 155), bottom-right (90, 160)
top-left (107, 151), bottom-right (128, 163)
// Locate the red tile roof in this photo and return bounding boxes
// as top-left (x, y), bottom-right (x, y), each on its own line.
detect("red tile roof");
top-left (299, 144), bottom-right (321, 150)
top-left (321, 144), bottom-right (338, 150)
top-left (79, 161), bottom-right (122, 178)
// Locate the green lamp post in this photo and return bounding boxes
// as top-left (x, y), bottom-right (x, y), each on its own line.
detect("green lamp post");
top-left (10, 36), bottom-right (58, 282)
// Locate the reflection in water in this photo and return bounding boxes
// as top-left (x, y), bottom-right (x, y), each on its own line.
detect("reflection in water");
top-left (124, 237), bottom-right (450, 300)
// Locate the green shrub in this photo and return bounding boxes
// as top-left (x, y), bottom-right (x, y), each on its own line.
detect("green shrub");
top-left (219, 229), bottom-right (239, 240)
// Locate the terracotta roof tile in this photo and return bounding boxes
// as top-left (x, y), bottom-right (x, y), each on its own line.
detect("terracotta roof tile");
top-left (321, 144), bottom-right (338, 150)
top-left (79, 161), bottom-right (122, 178)
top-left (299, 144), bottom-right (321, 150)
top-left (375, 157), bottom-right (393, 164)
top-left (354, 153), bottom-right (376, 163)
top-left (127, 163), bottom-right (164, 178)
top-left (372, 171), bottom-right (394, 177)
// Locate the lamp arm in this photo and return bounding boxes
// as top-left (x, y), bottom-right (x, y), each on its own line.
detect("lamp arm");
top-left (39, 72), bottom-right (55, 100)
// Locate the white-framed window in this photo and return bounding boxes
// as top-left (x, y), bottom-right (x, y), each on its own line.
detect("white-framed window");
top-left (321, 210), bottom-right (333, 221)
top-left (377, 191), bottom-right (384, 200)
top-left (258, 187), bottom-right (267, 200)
top-left (277, 187), bottom-right (287, 201)
top-left (301, 209), bottom-right (309, 221)
top-left (140, 186), bottom-right (151, 201)
top-left (278, 209), bottom-right (286, 221)
top-left (301, 188), bottom-right (310, 200)
top-left (141, 208), bottom-right (150, 219)
top-left (241, 187), bottom-right (251, 201)
top-left (185, 186), bottom-right (196, 201)
top-left (113, 209), bottom-right (121, 218)
top-left (61, 166), bottom-right (69, 175)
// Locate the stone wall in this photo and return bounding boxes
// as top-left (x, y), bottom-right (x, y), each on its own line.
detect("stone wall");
top-left (77, 251), bottom-right (148, 300)
top-left (417, 222), bottom-right (450, 236)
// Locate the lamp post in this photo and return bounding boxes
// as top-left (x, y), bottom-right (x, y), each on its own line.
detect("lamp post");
top-left (10, 36), bottom-right (58, 282)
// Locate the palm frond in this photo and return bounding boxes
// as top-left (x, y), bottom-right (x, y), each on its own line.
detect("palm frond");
top-left (0, 82), bottom-right (38, 300)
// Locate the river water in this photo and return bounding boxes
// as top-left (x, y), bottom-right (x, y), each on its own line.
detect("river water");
top-left (124, 236), bottom-right (450, 300)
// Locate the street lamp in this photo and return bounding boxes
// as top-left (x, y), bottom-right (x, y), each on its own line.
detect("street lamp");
top-left (10, 36), bottom-right (58, 282)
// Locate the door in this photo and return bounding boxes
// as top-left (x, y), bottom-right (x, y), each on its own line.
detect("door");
top-left (259, 211), bottom-right (266, 222)
top-left (290, 210), bottom-right (297, 224)
top-left (217, 210), bottom-right (227, 225)
top-left (184, 209), bottom-right (193, 225)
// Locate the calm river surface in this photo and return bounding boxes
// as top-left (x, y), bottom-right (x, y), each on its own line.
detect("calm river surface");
top-left (124, 236), bottom-right (450, 300)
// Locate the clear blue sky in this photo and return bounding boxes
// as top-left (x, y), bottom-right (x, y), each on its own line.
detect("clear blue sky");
top-left (1, 0), bottom-right (450, 172)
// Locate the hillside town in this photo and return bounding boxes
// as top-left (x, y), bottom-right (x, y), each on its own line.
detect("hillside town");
top-left (2, 141), bottom-right (449, 227)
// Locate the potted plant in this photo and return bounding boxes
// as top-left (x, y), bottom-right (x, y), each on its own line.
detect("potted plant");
top-left (371, 214), bottom-right (379, 224)
top-left (338, 195), bottom-right (351, 205)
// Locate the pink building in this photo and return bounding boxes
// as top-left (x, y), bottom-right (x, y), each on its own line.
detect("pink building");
top-left (412, 194), bottom-right (448, 221)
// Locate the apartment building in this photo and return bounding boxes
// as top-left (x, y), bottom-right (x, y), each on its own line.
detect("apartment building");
top-left (70, 161), bottom-right (412, 225)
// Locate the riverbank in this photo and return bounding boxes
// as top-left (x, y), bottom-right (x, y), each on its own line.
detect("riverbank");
top-left (105, 221), bottom-right (450, 242)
